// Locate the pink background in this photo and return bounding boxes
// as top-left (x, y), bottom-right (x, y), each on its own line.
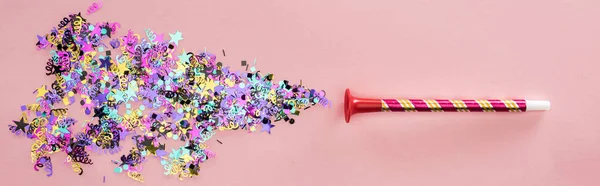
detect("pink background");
top-left (1, 0), bottom-right (599, 185)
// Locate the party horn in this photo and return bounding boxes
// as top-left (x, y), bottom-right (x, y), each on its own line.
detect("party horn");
top-left (344, 89), bottom-right (550, 123)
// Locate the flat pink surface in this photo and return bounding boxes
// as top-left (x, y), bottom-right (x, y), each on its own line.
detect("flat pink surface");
top-left (1, 0), bottom-right (599, 185)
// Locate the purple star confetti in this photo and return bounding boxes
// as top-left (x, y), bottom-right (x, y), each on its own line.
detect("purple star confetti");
top-left (9, 6), bottom-right (329, 182)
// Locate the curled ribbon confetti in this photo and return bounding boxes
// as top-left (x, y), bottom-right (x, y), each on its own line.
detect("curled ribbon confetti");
top-left (86, 1), bottom-right (102, 15)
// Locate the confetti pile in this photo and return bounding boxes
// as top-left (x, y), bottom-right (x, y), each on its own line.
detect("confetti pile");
top-left (10, 11), bottom-right (329, 181)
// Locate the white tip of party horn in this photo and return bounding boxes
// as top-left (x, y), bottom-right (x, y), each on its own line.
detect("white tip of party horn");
top-left (526, 100), bottom-right (551, 111)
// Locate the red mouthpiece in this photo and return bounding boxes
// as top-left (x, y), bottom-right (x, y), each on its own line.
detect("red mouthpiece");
top-left (344, 89), bottom-right (383, 123)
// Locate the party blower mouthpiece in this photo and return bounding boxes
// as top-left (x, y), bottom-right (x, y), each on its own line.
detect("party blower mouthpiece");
top-left (344, 89), bottom-right (550, 123)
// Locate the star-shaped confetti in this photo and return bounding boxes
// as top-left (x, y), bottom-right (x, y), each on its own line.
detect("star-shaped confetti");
top-left (36, 85), bottom-right (48, 97)
top-left (95, 92), bottom-right (108, 104)
top-left (188, 126), bottom-right (202, 140)
top-left (125, 89), bottom-right (137, 101)
top-left (102, 25), bottom-right (113, 38)
top-left (12, 117), bottom-right (29, 133)
top-left (261, 123), bottom-right (274, 134)
top-left (116, 61), bottom-right (128, 74)
top-left (36, 35), bottom-right (49, 48)
top-left (184, 142), bottom-right (196, 151)
top-left (56, 126), bottom-right (70, 137)
top-left (178, 49), bottom-right (191, 64)
top-left (153, 33), bottom-right (164, 44)
top-left (146, 144), bottom-right (158, 154)
top-left (169, 148), bottom-right (182, 159)
top-left (113, 91), bottom-right (126, 103)
top-left (81, 42), bottom-right (94, 52)
top-left (120, 130), bottom-right (131, 140)
top-left (140, 136), bottom-right (154, 147)
top-left (99, 56), bottom-right (112, 69)
top-left (169, 31), bottom-right (183, 46)
top-left (93, 106), bottom-right (107, 118)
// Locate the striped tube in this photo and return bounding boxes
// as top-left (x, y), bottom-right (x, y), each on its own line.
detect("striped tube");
top-left (381, 99), bottom-right (526, 112)
top-left (344, 89), bottom-right (550, 123)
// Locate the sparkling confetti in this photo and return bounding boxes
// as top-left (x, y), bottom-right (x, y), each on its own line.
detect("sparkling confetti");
top-left (12, 8), bottom-right (329, 182)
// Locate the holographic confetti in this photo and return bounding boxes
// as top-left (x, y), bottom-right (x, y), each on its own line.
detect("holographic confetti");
top-left (12, 9), bottom-right (329, 182)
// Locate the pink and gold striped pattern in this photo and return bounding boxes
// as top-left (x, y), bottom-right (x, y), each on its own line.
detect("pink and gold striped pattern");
top-left (381, 99), bottom-right (526, 112)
